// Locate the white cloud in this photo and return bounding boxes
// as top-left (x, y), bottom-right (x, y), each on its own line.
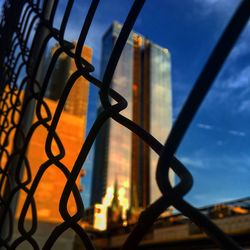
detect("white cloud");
top-left (195, 0), bottom-right (232, 6)
top-left (186, 2), bottom-right (250, 116)
top-left (224, 65), bottom-right (250, 89)
top-left (193, 1), bottom-right (250, 60)
top-left (197, 123), bottom-right (213, 130)
top-left (219, 65), bottom-right (250, 113)
top-left (239, 100), bottom-right (250, 112)
top-left (205, 64), bottom-right (250, 113)
top-left (179, 156), bottom-right (206, 169)
top-left (179, 151), bottom-right (250, 174)
top-left (230, 25), bottom-right (250, 60)
top-left (216, 140), bottom-right (223, 146)
top-left (193, 0), bottom-right (238, 14)
top-left (210, 154), bottom-right (250, 170)
top-left (196, 122), bottom-right (247, 137)
top-left (228, 130), bottom-right (246, 137)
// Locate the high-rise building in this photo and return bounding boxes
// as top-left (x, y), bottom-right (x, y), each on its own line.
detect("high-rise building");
top-left (46, 43), bottom-right (92, 118)
top-left (17, 42), bottom-right (92, 223)
top-left (12, 44), bottom-right (91, 248)
top-left (91, 22), bottom-right (174, 213)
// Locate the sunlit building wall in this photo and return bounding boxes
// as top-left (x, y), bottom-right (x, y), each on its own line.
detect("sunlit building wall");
top-left (16, 45), bottom-right (92, 223)
top-left (46, 43), bottom-right (92, 118)
top-left (91, 22), bottom-right (173, 212)
top-left (91, 24), bottom-right (133, 210)
top-left (148, 43), bottom-right (173, 202)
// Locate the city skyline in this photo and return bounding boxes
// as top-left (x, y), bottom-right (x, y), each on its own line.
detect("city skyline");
top-left (0, 0), bottom-right (249, 248)
top-left (0, 0), bottom-right (248, 209)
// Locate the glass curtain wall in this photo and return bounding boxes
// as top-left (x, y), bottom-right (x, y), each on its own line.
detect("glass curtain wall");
top-left (149, 44), bottom-right (174, 203)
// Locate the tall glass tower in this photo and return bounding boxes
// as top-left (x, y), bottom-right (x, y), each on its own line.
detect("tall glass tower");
top-left (91, 22), bottom-right (173, 211)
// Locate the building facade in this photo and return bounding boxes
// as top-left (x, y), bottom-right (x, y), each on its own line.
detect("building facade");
top-left (46, 43), bottom-right (92, 118)
top-left (15, 44), bottom-right (92, 247)
top-left (91, 22), bottom-right (173, 213)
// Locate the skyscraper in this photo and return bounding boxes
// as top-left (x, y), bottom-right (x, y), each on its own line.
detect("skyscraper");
top-left (91, 22), bottom-right (173, 212)
top-left (16, 44), bottom-right (92, 223)
top-left (46, 43), bottom-right (92, 117)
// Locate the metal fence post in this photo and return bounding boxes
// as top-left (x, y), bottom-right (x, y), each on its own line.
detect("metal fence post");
top-left (0, 0), bottom-right (56, 243)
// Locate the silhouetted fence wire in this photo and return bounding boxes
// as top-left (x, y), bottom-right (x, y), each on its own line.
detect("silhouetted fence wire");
top-left (0, 0), bottom-right (249, 249)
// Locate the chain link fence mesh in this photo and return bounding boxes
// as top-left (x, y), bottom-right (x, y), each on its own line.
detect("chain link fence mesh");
top-left (0, 0), bottom-right (249, 249)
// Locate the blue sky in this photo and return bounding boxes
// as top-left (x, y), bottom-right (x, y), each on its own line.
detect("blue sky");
top-left (1, 0), bottom-right (249, 208)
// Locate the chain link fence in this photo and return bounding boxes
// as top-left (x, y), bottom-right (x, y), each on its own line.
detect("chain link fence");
top-left (0, 0), bottom-right (249, 249)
